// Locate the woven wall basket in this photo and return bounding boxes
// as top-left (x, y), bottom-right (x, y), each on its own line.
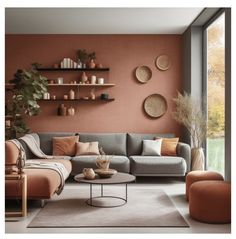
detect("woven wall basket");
top-left (155, 55), bottom-right (171, 71)
top-left (144, 94), bottom-right (168, 118)
top-left (135, 65), bottom-right (152, 83)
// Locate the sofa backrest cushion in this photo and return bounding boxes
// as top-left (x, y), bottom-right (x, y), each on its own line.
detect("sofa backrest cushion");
top-left (38, 132), bottom-right (75, 155)
top-left (127, 133), bottom-right (175, 156)
top-left (78, 133), bottom-right (127, 156)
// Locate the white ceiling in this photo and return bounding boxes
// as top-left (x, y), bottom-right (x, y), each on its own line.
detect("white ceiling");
top-left (5, 8), bottom-right (204, 34)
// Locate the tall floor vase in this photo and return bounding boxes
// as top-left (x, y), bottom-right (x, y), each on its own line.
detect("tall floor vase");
top-left (191, 147), bottom-right (205, 170)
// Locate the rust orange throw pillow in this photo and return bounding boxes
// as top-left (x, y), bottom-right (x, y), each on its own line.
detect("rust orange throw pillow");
top-left (53, 136), bottom-right (79, 156)
top-left (155, 137), bottom-right (179, 156)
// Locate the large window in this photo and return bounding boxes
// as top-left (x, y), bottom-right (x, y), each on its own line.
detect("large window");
top-left (206, 13), bottom-right (225, 175)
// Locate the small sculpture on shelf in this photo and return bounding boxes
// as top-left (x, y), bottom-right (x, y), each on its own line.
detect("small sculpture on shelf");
top-left (67, 106), bottom-right (75, 116)
top-left (90, 89), bottom-right (96, 100)
top-left (69, 89), bottom-right (75, 99)
top-left (81, 71), bottom-right (88, 84)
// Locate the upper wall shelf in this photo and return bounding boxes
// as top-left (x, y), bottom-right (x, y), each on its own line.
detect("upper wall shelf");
top-left (36, 68), bottom-right (110, 72)
top-left (5, 83), bottom-right (115, 87)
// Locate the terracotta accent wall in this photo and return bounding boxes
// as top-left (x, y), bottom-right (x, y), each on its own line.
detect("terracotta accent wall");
top-left (5, 34), bottom-right (182, 135)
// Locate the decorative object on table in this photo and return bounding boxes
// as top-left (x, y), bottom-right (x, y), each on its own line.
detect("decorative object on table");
top-left (95, 148), bottom-right (112, 170)
top-left (57, 77), bottom-right (64, 84)
top-left (67, 106), bottom-right (75, 116)
top-left (97, 77), bottom-right (104, 84)
top-left (63, 95), bottom-right (68, 100)
top-left (69, 89), bottom-right (75, 100)
top-left (135, 65), bottom-right (152, 83)
top-left (100, 93), bottom-right (109, 100)
top-left (156, 54), bottom-right (171, 71)
top-left (90, 89), bottom-right (96, 100)
top-left (81, 71), bottom-right (88, 83)
top-left (5, 63), bottom-right (48, 139)
top-left (90, 75), bottom-right (97, 84)
top-left (58, 104), bottom-right (67, 116)
top-left (94, 168), bottom-right (117, 178)
top-left (43, 92), bottom-right (50, 100)
top-left (144, 93), bottom-right (168, 118)
top-left (83, 168), bottom-right (96, 180)
top-left (172, 91), bottom-right (206, 170)
top-left (96, 63), bottom-right (103, 68)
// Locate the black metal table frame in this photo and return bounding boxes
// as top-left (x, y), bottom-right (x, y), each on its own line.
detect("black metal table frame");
top-left (86, 183), bottom-right (128, 208)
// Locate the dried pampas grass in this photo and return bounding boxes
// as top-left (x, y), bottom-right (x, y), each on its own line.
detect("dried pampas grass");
top-left (172, 92), bottom-right (206, 148)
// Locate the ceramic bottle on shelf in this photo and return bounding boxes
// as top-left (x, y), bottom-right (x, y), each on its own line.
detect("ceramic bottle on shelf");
top-left (68, 106), bottom-right (75, 116)
top-left (81, 71), bottom-right (88, 83)
top-left (58, 104), bottom-right (67, 116)
top-left (69, 89), bottom-right (75, 99)
top-left (88, 59), bottom-right (96, 69)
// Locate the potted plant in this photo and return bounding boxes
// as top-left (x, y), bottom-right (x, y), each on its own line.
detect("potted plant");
top-left (172, 91), bottom-right (207, 170)
top-left (77, 49), bottom-right (96, 68)
top-left (5, 63), bottom-right (48, 139)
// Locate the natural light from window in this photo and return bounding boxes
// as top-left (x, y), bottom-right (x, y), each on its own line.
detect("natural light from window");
top-left (207, 13), bottom-right (225, 175)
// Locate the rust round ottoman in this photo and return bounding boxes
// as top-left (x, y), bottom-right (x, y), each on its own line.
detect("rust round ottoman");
top-left (186, 171), bottom-right (224, 200)
top-left (189, 181), bottom-right (231, 223)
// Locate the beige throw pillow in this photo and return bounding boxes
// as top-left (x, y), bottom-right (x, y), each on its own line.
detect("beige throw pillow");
top-left (75, 142), bottom-right (100, 156)
top-left (141, 139), bottom-right (162, 156)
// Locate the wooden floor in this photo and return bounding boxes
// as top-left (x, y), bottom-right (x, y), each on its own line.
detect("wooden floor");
top-left (5, 177), bottom-right (231, 234)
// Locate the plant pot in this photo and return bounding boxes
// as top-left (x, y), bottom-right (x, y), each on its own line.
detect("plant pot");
top-left (191, 147), bottom-right (205, 171)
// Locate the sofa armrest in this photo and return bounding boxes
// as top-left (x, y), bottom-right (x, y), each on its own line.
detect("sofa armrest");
top-left (176, 142), bottom-right (191, 172)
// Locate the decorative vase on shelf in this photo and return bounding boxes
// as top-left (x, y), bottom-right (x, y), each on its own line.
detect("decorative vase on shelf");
top-left (68, 106), bottom-right (75, 116)
top-left (191, 147), bottom-right (205, 171)
top-left (88, 59), bottom-right (96, 69)
top-left (77, 59), bottom-right (82, 68)
top-left (69, 89), bottom-right (75, 99)
top-left (81, 72), bottom-right (88, 83)
top-left (58, 104), bottom-right (67, 116)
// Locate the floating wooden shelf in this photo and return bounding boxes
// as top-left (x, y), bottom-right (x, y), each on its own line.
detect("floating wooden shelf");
top-left (37, 68), bottom-right (110, 72)
top-left (5, 83), bottom-right (115, 87)
top-left (47, 83), bottom-right (115, 87)
top-left (39, 98), bottom-right (115, 102)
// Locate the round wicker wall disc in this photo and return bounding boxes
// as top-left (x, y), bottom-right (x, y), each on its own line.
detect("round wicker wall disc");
top-left (135, 65), bottom-right (152, 83)
top-left (144, 94), bottom-right (168, 118)
top-left (156, 55), bottom-right (171, 71)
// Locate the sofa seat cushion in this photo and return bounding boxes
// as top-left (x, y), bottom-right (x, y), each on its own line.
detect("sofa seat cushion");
top-left (5, 159), bottom-right (72, 199)
top-left (71, 155), bottom-right (130, 175)
top-left (130, 156), bottom-right (186, 175)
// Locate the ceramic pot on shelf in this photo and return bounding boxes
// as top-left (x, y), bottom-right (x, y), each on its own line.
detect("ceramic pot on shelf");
top-left (67, 106), bottom-right (75, 116)
top-left (69, 89), bottom-right (75, 99)
top-left (81, 71), bottom-right (88, 83)
top-left (88, 59), bottom-right (96, 69)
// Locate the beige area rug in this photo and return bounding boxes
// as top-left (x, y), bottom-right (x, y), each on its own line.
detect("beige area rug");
top-left (28, 188), bottom-right (189, 228)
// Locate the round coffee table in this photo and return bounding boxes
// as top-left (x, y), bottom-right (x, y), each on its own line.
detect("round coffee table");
top-left (74, 172), bottom-right (136, 208)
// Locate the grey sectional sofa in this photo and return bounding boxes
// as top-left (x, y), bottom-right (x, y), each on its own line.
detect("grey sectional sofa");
top-left (20, 132), bottom-right (191, 177)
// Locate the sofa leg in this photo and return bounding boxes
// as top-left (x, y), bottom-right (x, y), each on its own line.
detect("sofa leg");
top-left (40, 199), bottom-right (45, 208)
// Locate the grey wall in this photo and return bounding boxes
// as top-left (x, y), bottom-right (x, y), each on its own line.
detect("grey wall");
top-left (224, 9), bottom-right (231, 181)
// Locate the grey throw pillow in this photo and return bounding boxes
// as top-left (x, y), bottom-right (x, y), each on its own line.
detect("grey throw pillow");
top-left (141, 139), bottom-right (162, 156)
